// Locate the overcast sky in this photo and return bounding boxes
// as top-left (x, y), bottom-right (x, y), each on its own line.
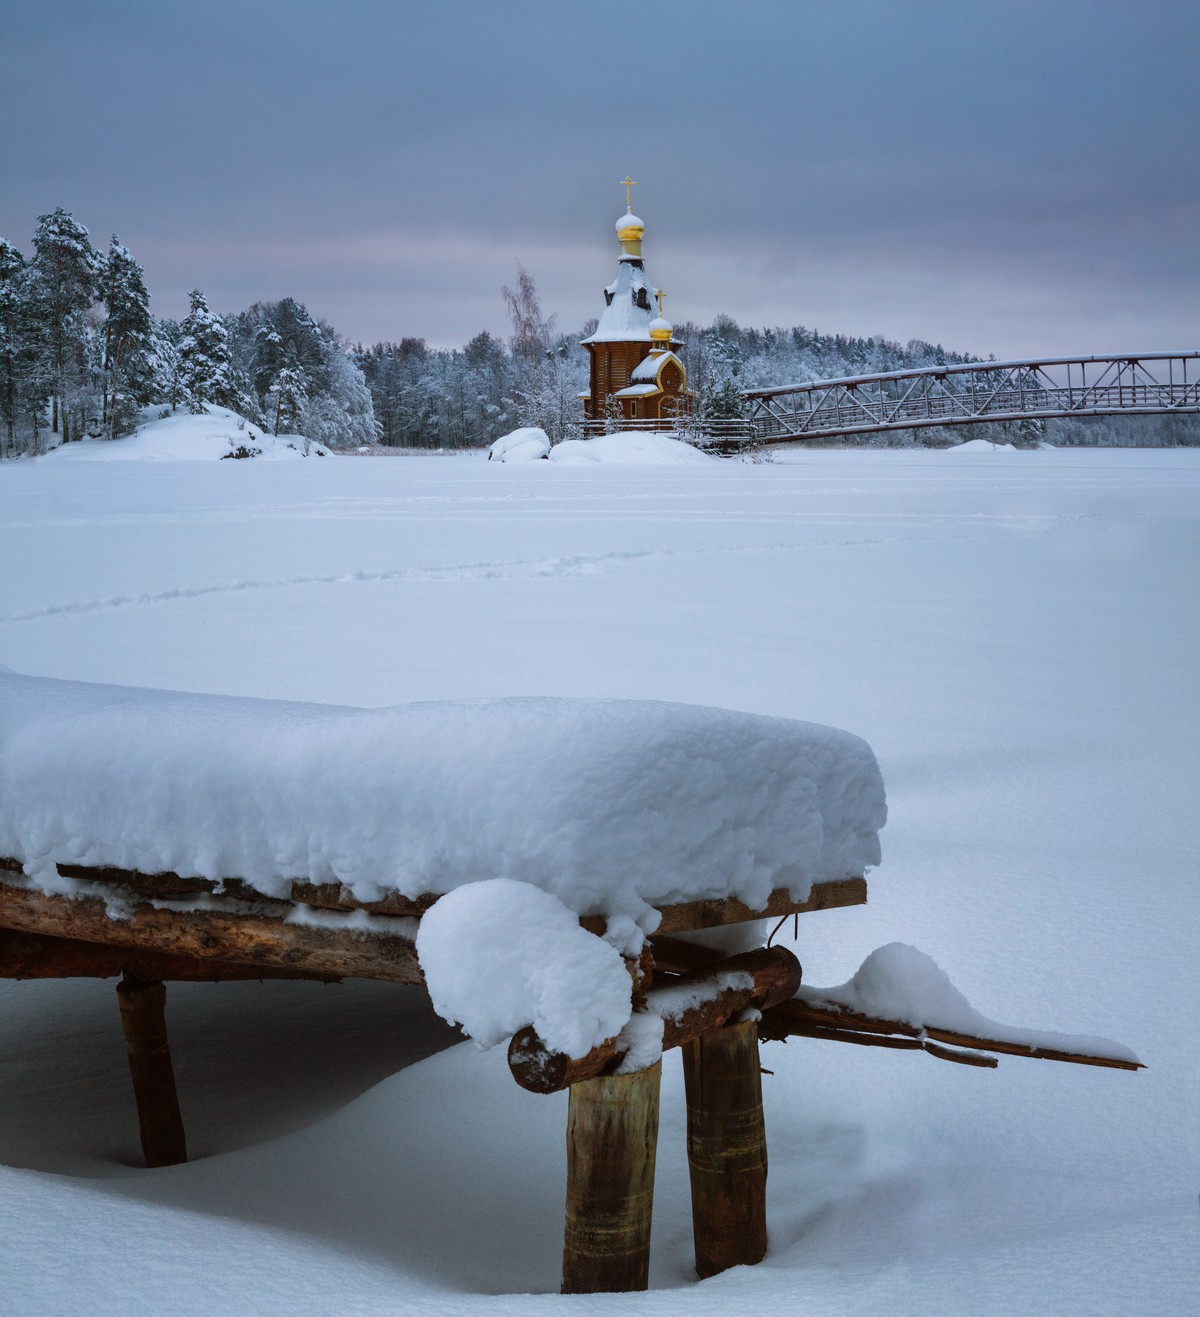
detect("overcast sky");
top-left (3, 1), bottom-right (1197, 358)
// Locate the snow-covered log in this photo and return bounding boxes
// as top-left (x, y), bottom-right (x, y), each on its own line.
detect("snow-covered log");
top-left (507, 946), bottom-right (802, 1094)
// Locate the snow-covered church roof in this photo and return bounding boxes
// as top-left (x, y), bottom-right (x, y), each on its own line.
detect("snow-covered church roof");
top-left (580, 258), bottom-right (659, 345)
top-left (629, 349), bottom-right (683, 384)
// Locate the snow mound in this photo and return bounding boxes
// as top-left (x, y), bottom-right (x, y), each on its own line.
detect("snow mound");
top-left (488, 428), bottom-right (549, 462)
top-left (0, 673), bottom-right (885, 929)
top-left (946, 438), bottom-right (1017, 454)
top-left (42, 407), bottom-right (330, 461)
top-left (799, 943), bottom-right (1139, 1064)
top-left (548, 432), bottom-right (712, 465)
top-left (417, 880), bottom-right (633, 1056)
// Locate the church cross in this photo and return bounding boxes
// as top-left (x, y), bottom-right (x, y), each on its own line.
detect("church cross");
top-left (656, 290), bottom-right (666, 317)
top-left (621, 176), bottom-right (637, 212)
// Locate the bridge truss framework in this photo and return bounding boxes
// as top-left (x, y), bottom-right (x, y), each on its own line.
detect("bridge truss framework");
top-left (740, 353), bottom-right (1200, 445)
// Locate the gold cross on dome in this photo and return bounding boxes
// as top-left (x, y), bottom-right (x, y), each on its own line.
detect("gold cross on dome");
top-left (621, 176), bottom-right (637, 211)
top-left (656, 290), bottom-right (666, 316)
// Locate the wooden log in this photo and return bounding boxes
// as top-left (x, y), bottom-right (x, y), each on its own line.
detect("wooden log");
top-left (0, 879), bottom-right (422, 984)
top-left (562, 1060), bottom-right (662, 1294)
top-left (681, 1020), bottom-right (768, 1278)
top-left (761, 997), bottom-right (1143, 1071)
top-left (509, 947), bottom-right (802, 1094)
top-left (116, 976), bottom-right (187, 1168)
top-left (0, 926), bottom-right (341, 982)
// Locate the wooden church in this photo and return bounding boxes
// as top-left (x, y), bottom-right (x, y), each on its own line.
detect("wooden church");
top-left (581, 181), bottom-right (692, 430)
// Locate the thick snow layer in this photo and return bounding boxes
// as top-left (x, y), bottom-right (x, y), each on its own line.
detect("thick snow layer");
top-left (416, 880), bottom-right (633, 1056)
top-left (1, 446), bottom-right (1198, 1314)
top-left (487, 427), bottom-right (549, 462)
top-left (799, 942), bottom-right (1140, 1064)
top-left (0, 673), bottom-right (885, 923)
top-left (39, 406), bottom-right (330, 461)
top-left (548, 432), bottom-right (712, 465)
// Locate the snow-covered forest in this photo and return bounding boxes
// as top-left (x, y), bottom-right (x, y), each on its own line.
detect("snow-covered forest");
top-left (0, 210), bottom-right (378, 457)
top-left (3, 208), bottom-right (1195, 458)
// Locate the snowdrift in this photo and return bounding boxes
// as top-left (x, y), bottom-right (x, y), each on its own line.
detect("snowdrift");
top-left (488, 427), bottom-right (550, 462)
top-left (548, 432), bottom-right (712, 465)
top-left (42, 407), bottom-right (330, 461)
top-left (0, 673), bottom-right (885, 930)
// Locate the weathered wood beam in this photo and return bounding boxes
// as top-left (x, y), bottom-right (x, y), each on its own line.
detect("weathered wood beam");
top-left (116, 976), bottom-right (187, 1168)
top-left (0, 926), bottom-right (341, 983)
top-left (681, 1020), bottom-right (768, 1278)
top-left (761, 997), bottom-right (1143, 1071)
top-left (6, 859), bottom-right (866, 938)
top-left (0, 879), bottom-right (422, 984)
top-left (774, 1018), bottom-right (999, 1067)
top-left (581, 878), bottom-right (867, 938)
top-left (509, 947), bottom-right (802, 1094)
top-left (562, 1060), bottom-right (662, 1294)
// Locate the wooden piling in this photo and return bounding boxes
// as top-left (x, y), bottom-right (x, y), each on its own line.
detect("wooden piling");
top-left (681, 1019), bottom-right (768, 1277)
top-left (561, 1060), bottom-right (662, 1294)
top-left (115, 976), bottom-right (187, 1168)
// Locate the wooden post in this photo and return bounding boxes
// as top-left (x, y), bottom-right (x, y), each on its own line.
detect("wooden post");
top-left (562, 1060), bottom-right (662, 1294)
top-left (681, 1020), bottom-right (768, 1278)
top-left (115, 976), bottom-right (187, 1168)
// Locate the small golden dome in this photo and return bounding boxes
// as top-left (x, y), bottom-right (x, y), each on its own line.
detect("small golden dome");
top-left (649, 316), bottom-right (672, 343)
top-left (616, 212), bottom-right (644, 242)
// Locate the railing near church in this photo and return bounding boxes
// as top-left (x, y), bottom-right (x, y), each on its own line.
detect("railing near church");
top-left (581, 417), bottom-right (758, 451)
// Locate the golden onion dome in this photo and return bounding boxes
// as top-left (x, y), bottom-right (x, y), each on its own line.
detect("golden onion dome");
top-left (649, 315), bottom-right (673, 343)
top-left (616, 212), bottom-right (644, 241)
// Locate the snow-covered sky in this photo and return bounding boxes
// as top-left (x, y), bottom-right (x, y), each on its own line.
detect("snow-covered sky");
top-left (3, 1), bottom-right (1196, 357)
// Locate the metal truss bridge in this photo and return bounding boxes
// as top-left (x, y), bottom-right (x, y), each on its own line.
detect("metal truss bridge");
top-left (740, 352), bottom-right (1200, 445)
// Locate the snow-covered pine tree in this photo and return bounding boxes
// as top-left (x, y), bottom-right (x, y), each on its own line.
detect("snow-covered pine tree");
top-left (150, 320), bottom-right (186, 414)
top-left (267, 351), bottom-right (307, 435)
top-left (98, 236), bottom-right (154, 437)
top-left (27, 209), bottom-right (101, 441)
top-left (178, 289), bottom-right (243, 413)
top-left (0, 239), bottom-right (25, 455)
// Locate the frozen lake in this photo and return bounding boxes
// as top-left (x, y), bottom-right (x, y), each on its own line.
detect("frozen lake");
top-left (1, 444), bottom-right (1197, 1315)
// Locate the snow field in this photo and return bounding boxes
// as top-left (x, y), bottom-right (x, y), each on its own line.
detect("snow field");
top-left (0, 445), bottom-right (1197, 1314)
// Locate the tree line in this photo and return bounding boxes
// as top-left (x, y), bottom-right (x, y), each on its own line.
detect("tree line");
top-left (0, 209), bottom-right (378, 456)
top-left (3, 210), bottom-right (1193, 456)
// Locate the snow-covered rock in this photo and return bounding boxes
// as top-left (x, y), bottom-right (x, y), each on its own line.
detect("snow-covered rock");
top-left (0, 673), bottom-right (886, 931)
top-left (548, 432), bottom-right (712, 465)
top-left (488, 428), bottom-right (549, 462)
top-left (41, 407), bottom-right (329, 461)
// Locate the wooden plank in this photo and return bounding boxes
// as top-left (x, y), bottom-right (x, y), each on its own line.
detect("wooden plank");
top-left (681, 1020), bottom-right (768, 1278)
top-left (761, 998), bottom-right (1143, 1071)
top-left (6, 860), bottom-right (865, 936)
top-left (0, 927), bottom-right (342, 982)
top-left (562, 1061), bottom-right (662, 1294)
top-left (116, 977), bottom-right (187, 1168)
top-left (0, 879), bottom-right (422, 984)
top-left (612, 878), bottom-right (868, 938)
top-left (509, 947), bottom-right (802, 1094)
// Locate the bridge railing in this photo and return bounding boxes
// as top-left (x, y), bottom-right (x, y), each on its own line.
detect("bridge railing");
top-left (741, 353), bottom-right (1200, 445)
